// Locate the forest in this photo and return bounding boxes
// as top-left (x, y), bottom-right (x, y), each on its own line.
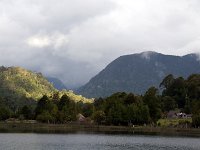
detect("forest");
top-left (0, 74), bottom-right (200, 127)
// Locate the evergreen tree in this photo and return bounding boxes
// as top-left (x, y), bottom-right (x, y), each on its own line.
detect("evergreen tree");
top-left (143, 87), bottom-right (161, 122)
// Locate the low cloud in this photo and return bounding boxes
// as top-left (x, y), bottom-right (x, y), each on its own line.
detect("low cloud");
top-left (140, 51), bottom-right (155, 60)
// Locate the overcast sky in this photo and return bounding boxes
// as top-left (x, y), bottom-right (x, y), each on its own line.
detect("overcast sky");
top-left (0, 0), bottom-right (200, 88)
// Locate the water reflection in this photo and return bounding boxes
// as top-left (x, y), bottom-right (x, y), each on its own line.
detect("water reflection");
top-left (0, 133), bottom-right (199, 150)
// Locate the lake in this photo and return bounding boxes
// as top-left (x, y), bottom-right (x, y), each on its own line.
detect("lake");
top-left (0, 133), bottom-right (199, 150)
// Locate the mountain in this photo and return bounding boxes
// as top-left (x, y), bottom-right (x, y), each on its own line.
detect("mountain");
top-left (46, 77), bottom-right (67, 90)
top-left (0, 66), bottom-right (55, 99)
top-left (0, 66), bottom-right (92, 109)
top-left (77, 51), bottom-right (200, 98)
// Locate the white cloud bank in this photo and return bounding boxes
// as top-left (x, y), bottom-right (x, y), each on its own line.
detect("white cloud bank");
top-left (27, 32), bottom-right (69, 49)
top-left (0, 0), bottom-right (200, 88)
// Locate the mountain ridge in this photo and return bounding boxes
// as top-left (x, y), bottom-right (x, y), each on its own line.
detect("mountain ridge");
top-left (0, 66), bottom-right (92, 109)
top-left (77, 51), bottom-right (200, 98)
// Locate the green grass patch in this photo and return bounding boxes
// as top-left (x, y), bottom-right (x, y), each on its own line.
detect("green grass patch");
top-left (157, 118), bottom-right (192, 127)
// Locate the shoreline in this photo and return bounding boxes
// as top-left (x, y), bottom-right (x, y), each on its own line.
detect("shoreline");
top-left (0, 122), bottom-right (200, 137)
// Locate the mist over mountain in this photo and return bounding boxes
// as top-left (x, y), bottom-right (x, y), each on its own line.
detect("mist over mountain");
top-left (77, 51), bottom-right (200, 98)
top-left (46, 77), bottom-right (67, 90)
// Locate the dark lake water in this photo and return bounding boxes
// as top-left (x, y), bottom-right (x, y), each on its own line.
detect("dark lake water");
top-left (0, 133), bottom-right (199, 150)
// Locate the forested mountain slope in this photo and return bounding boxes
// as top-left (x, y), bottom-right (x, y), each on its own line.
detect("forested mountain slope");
top-left (77, 52), bottom-right (200, 98)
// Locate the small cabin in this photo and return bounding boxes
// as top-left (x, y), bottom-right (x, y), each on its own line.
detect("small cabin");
top-left (167, 111), bottom-right (178, 119)
top-left (77, 113), bottom-right (86, 123)
top-left (177, 113), bottom-right (192, 119)
top-left (167, 111), bottom-right (192, 119)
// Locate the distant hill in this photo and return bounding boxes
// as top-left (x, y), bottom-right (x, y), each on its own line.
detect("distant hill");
top-left (0, 66), bottom-right (55, 100)
top-left (77, 51), bottom-right (200, 98)
top-left (46, 77), bottom-right (67, 90)
top-left (0, 66), bottom-right (92, 109)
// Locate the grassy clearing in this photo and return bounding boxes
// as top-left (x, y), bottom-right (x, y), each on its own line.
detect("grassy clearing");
top-left (157, 118), bottom-right (192, 127)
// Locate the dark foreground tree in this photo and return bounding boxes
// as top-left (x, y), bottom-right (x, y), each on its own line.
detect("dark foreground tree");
top-left (0, 106), bottom-right (11, 120)
top-left (143, 87), bottom-right (161, 122)
top-left (20, 105), bottom-right (32, 120)
top-left (92, 110), bottom-right (105, 125)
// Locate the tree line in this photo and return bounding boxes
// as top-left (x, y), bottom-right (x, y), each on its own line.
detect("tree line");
top-left (92, 74), bottom-right (200, 127)
top-left (0, 74), bottom-right (200, 127)
top-left (0, 93), bottom-right (93, 124)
